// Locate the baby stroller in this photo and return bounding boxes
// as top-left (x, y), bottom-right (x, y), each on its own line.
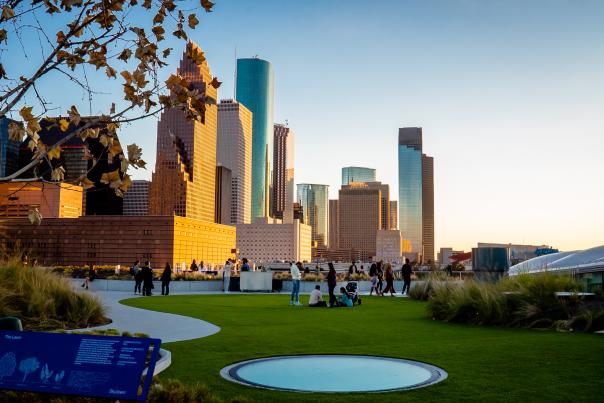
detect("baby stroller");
top-left (345, 281), bottom-right (362, 306)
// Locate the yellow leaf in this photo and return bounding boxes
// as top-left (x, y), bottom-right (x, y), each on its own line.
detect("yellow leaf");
top-left (2, 6), bottom-right (14, 20)
top-left (120, 155), bottom-right (129, 172)
top-left (99, 134), bottom-right (114, 147)
top-left (100, 170), bottom-right (120, 185)
top-left (200, 0), bottom-right (214, 12)
top-left (59, 119), bottom-right (69, 132)
top-left (188, 14), bottom-right (199, 29)
top-left (28, 208), bottom-right (42, 225)
top-left (78, 176), bottom-right (95, 190)
top-left (119, 174), bottom-right (132, 192)
top-left (68, 105), bottom-right (81, 126)
top-left (8, 122), bottom-right (24, 141)
top-left (26, 119), bottom-right (41, 135)
top-left (51, 166), bottom-right (65, 181)
top-left (47, 146), bottom-right (61, 160)
top-left (19, 106), bottom-right (34, 121)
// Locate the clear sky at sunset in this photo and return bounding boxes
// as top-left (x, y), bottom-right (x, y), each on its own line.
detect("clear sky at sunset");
top-left (5, 1), bottom-right (604, 252)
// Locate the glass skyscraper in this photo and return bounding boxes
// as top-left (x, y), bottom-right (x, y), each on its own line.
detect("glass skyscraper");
top-left (236, 58), bottom-right (274, 219)
top-left (296, 184), bottom-right (329, 248)
top-left (341, 166), bottom-right (376, 186)
top-left (398, 128), bottom-right (423, 254)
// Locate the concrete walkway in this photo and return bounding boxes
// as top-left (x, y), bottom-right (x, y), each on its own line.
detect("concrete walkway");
top-left (78, 291), bottom-right (221, 343)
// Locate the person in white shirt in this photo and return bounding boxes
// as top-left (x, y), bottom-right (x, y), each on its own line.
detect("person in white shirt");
top-left (223, 259), bottom-right (232, 293)
top-left (290, 261), bottom-right (302, 306)
top-left (309, 285), bottom-right (327, 307)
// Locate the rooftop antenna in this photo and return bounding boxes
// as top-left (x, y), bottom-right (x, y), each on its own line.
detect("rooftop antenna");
top-left (234, 46), bottom-right (237, 100)
top-left (285, 119), bottom-right (289, 127)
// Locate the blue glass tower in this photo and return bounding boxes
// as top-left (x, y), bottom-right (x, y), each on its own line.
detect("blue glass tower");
top-left (0, 117), bottom-right (21, 177)
top-left (398, 128), bottom-right (423, 254)
top-left (341, 166), bottom-right (376, 186)
top-left (236, 58), bottom-right (274, 219)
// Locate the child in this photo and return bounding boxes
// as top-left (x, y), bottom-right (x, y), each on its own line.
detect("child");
top-left (370, 273), bottom-right (380, 296)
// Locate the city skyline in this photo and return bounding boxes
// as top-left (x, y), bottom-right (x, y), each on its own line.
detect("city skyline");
top-left (3, 1), bottom-right (602, 252)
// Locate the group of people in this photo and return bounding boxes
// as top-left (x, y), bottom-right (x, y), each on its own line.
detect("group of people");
top-left (367, 258), bottom-right (413, 296)
top-left (131, 260), bottom-right (172, 296)
top-left (290, 262), bottom-right (356, 308)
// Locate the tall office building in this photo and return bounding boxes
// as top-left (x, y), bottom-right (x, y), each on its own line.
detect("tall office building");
top-left (217, 99), bottom-right (252, 224)
top-left (149, 42), bottom-right (218, 221)
top-left (389, 200), bottom-right (398, 230)
top-left (272, 124), bottom-right (295, 220)
top-left (341, 166), bottom-right (376, 186)
top-left (236, 57), bottom-right (274, 219)
top-left (329, 199), bottom-right (339, 249)
top-left (339, 182), bottom-right (382, 260)
top-left (0, 117), bottom-right (21, 177)
top-left (123, 180), bottom-right (150, 216)
top-left (398, 128), bottom-right (423, 256)
top-left (296, 184), bottom-right (329, 248)
top-left (215, 165), bottom-right (232, 224)
top-left (422, 154), bottom-right (435, 262)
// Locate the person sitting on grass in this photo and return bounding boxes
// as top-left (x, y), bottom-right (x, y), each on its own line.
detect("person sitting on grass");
top-left (309, 285), bottom-right (327, 307)
top-left (338, 287), bottom-right (353, 307)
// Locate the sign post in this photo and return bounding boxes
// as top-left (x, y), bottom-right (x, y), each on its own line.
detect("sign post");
top-left (0, 331), bottom-right (161, 402)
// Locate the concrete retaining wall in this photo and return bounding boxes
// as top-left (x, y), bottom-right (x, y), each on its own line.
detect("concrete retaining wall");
top-left (69, 278), bottom-right (224, 292)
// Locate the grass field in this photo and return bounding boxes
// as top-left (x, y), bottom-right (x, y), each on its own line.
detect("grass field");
top-left (124, 295), bottom-right (604, 402)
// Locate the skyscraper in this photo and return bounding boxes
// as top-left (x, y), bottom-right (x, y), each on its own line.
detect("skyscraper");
top-left (296, 184), bottom-right (329, 248)
top-left (0, 117), bottom-right (21, 177)
top-left (215, 165), bottom-right (232, 224)
top-left (329, 199), bottom-right (339, 250)
top-left (398, 127), bottom-right (423, 255)
top-left (272, 123), bottom-right (294, 220)
top-left (217, 99), bottom-right (252, 224)
top-left (123, 180), bottom-right (150, 216)
top-left (236, 57), bottom-right (274, 219)
top-left (341, 166), bottom-right (376, 186)
top-left (149, 42), bottom-right (218, 221)
top-left (422, 154), bottom-right (435, 262)
top-left (389, 200), bottom-right (398, 230)
top-left (339, 182), bottom-right (382, 260)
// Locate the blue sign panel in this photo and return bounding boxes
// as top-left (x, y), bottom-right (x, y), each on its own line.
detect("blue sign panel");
top-left (0, 331), bottom-right (160, 401)
top-left (535, 248), bottom-right (559, 256)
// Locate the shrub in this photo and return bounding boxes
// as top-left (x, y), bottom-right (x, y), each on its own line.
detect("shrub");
top-left (147, 379), bottom-right (220, 403)
top-left (0, 260), bottom-right (108, 330)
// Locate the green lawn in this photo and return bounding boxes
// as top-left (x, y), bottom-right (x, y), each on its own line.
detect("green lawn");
top-left (124, 295), bottom-right (604, 402)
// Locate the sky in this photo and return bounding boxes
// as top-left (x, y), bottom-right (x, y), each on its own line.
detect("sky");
top-left (4, 0), bottom-right (604, 252)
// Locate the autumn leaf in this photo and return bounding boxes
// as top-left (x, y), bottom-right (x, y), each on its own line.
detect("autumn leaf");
top-left (0, 29), bottom-right (6, 43)
top-left (56, 31), bottom-right (65, 44)
top-left (127, 143), bottom-right (143, 163)
top-left (78, 176), bottom-right (95, 190)
top-left (100, 170), bottom-right (120, 185)
top-left (162, 48), bottom-right (172, 58)
top-left (118, 49), bottom-right (132, 62)
top-left (8, 122), bottom-right (24, 141)
top-left (51, 166), bottom-right (66, 181)
top-left (120, 155), bottom-right (129, 172)
top-left (68, 105), bottom-right (81, 126)
top-left (99, 134), bottom-right (114, 147)
top-left (1, 6), bottom-right (14, 20)
top-left (136, 159), bottom-right (147, 169)
top-left (152, 26), bottom-right (165, 41)
top-left (105, 65), bottom-right (117, 78)
top-left (59, 119), bottom-right (70, 132)
top-left (28, 208), bottom-right (42, 225)
top-left (209, 77), bottom-right (221, 89)
top-left (47, 146), bottom-right (61, 160)
top-left (200, 0), bottom-right (214, 12)
top-left (188, 14), bottom-right (199, 29)
top-left (119, 173), bottom-right (132, 192)
top-left (19, 106), bottom-right (34, 121)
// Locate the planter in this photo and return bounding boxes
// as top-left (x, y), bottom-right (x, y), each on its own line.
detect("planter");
top-left (69, 279), bottom-right (224, 292)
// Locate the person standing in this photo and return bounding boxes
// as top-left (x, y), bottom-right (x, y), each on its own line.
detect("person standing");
top-left (382, 263), bottom-right (396, 296)
top-left (161, 263), bottom-right (172, 296)
top-left (369, 263), bottom-right (379, 296)
top-left (240, 258), bottom-right (251, 272)
top-left (402, 258), bottom-right (412, 295)
top-left (327, 262), bottom-right (337, 307)
top-left (290, 261), bottom-right (302, 306)
top-left (131, 260), bottom-right (142, 294)
top-left (142, 261), bottom-right (154, 296)
top-left (223, 259), bottom-right (232, 293)
top-left (190, 259), bottom-right (198, 272)
top-left (377, 261), bottom-right (384, 295)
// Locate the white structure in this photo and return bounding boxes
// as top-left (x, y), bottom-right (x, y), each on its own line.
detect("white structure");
top-left (123, 180), bottom-right (150, 215)
top-left (217, 99), bottom-right (253, 224)
top-left (375, 230), bottom-right (403, 263)
top-left (236, 217), bottom-right (312, 263)
top-left (509, 245), bottom-right (604, 277)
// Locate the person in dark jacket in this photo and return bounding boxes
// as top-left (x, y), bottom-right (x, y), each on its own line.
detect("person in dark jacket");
top-left (81, 264), bottom-right (96, 290)
top-left (132, 260), bottom-right (142, 294)
top-left (382, 263), bottom-right (396, 296)
top-left (161, 263), bottom-right (172, 296)
top-left (401, 258), bottom-right (412, 295)
top-left (376, 261), bottom-right (384, 294)
top-left (141, 261), bottom-right (154, 296)
top-left (327, 262), bottom-right (338, 307)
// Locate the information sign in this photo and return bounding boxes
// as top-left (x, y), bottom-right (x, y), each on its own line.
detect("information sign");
top-left (0, 331), bottom-right (160, 401)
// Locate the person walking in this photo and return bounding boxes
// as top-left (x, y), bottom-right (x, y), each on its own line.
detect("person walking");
top-left (401, 258), bottom-right (412, 296)
top-left (223, 259), bottom-right (232, 292)
top-left (327, 262), bottom-right (338, 307)
top-left (382, 263), bottom-right (396, 296)
top-left (141, 261), bottom-right (154, 296)
top-left (160, 263), bottom-right (172, 296)
top-left (290, 261), bottom-right (302, 306)
top-left (377, 261), bottom-right (384, 295)
top-left (369, 263), bottom-right (380, 296)
top-left (131, 260), bottom-right (142, 294)
top-left (81, 263), bottom-right (96, 290)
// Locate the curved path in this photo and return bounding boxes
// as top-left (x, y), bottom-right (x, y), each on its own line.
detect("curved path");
top-left (79, 291), bottom-right (221, 343)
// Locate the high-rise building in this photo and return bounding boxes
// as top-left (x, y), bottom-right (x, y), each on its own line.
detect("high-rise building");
top-left (341, 166), bottom-right (376, 186)
top-left (398, 127), bottom-right (423, 256)
top-left (215, 165), bottom-right (232, 224)
top-left (329, 199), bottom-right (339, 250)
top-left (296, 184), bottom-right (329, 248)
top-left (422, 154), bottom-right (435, 262)
top-left (272, 123), bottom-right (295, 220)
top-left (236, 57), bottom-right (274, 219)
top-left (217, 99), bottom-right (252, 224)
top-left (376, 229), bottom-right (404, 263)
top-left (369, 181), bottom-right (390, 230)
top-left (123, 180), bottom-right (150, 216)
top-left (0, 117), bottom-right (21, 177)
top-left (0, 181), bottom-right (82, 218)
top-left (389, 200), bottom-right (398, 230)
top-left (292, 202), bottom-right (304, 223)
top-left (338, 182), bottom-right (382, 260)
top-left (149, 42), bottom-right (218, 221)
top-left (236, 217), bottom-right (311, 263)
